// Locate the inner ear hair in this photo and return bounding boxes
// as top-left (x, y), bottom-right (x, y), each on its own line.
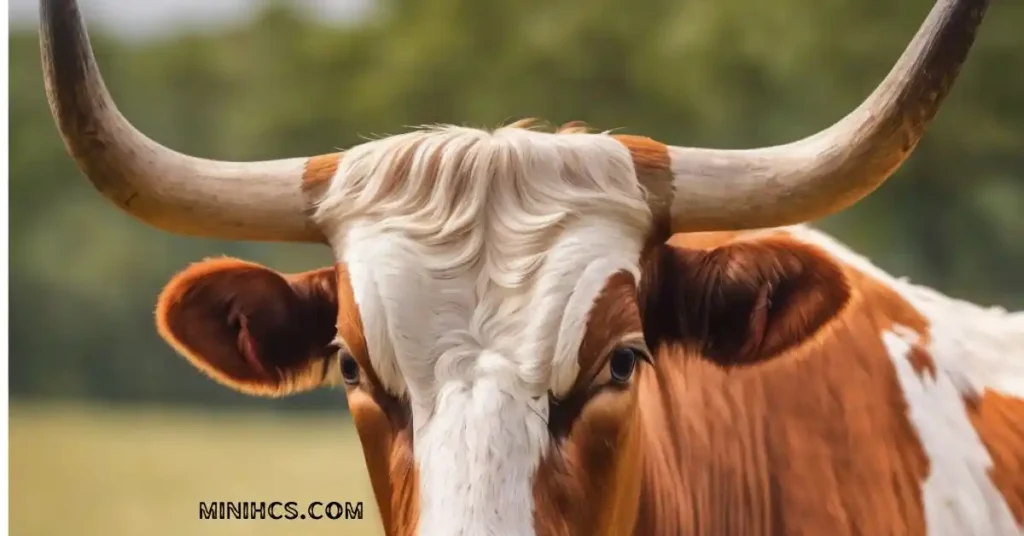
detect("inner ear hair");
top-left (155, 259), bottom-right (341, 397)
top-left (643, 236), bottom-right (852, 366)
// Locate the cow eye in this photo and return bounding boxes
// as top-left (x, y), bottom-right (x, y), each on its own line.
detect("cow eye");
top-left (340, 353), bottom-right (360, 385)
top-left (609, 347), bottom-right (639, 383)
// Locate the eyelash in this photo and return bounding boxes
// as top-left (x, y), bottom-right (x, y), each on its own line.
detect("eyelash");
top-left (549, 344), bottom-right (652, 405)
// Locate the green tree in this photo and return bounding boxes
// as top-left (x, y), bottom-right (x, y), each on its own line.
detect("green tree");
top-left (9, 0), bottom-right (1022, 408)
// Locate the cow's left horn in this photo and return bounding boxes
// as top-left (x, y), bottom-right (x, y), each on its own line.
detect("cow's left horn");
top-left (659, 0), bottom-right (989, 232)
top-left (39, 0), bottom-right (328, 242)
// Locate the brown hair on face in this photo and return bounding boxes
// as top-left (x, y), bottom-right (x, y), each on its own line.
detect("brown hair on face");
top-left (534, 270), bottom-right (647, 536)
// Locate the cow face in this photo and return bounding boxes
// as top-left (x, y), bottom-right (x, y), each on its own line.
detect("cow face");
top-left (155, 130), bottom-right (857, 536)
top-left (308, 126), bottom-right (656, 536)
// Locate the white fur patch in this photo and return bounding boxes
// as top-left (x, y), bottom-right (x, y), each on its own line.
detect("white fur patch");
top-left (312, 125), bottom-right (651, 535)
top-left (784, 225), bottom-right (1024, 400)
top-left (884, 327), bottom-right (1020, 536)
top-left (782, 225), bottom-right (1023, 534)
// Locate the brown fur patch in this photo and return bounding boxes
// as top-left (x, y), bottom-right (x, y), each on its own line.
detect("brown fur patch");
top-left (632, 231), bottom-right (932, 534)
top-left (385, 425), bottom-right (419, 536)
top-left (334, 263), bottom-right (374, 380)
top-left (347, 389), bottom-right (396, 529)
top-left (632, 319), bottom-right (931, 534)
top-left (301, 153), bottom-right (342, 199)
top-left (612, 135), bottom-right (674, 249)
top-left (841, 266), bottom-right (930, 340)
top-left (612, 135), bottom-right (670, 174)
top-left (155, 258), bottom-right (338, 396)
top-left (574, 271), bottom-right (644, 390)
top-left (840, 257), bottom-right (939, 384)
top-left (533, 269), bottom-right (646, 535)
top-left (967, 390), bottom-right (1024, 525)
top-left (347, 387), bottom-right (418, 536)
top-left (643, 235), bottom-right (854, 367)
top-left (907, 345), bottom-right (937, 380)
top-left (535, 371), bottom-right (644, 536)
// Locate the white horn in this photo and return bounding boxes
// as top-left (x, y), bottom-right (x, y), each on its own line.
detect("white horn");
top-left (658, 0), bottom-right (989, 232)
top-left (39, 0), bottom-right (332, 242)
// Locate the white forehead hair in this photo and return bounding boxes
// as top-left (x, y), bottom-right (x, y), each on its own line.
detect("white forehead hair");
top-left (312, 124), bottom-right (651, 394)
top-left (312, 124), bottom-right (651, 535)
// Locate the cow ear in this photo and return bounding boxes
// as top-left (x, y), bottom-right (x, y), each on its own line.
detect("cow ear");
top-left (155, 258), bottom-right (340, 397)
top-left (645, 236), bottom-right (852, 366)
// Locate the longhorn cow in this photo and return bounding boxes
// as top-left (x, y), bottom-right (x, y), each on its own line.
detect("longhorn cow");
top-left (39, 0), bottom-right (1023, 534)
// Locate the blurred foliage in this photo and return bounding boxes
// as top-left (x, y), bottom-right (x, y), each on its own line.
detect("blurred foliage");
top-left (9, 0), bottom-right (1023, 409)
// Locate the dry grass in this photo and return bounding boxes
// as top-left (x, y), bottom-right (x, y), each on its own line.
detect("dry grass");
top-left (10, 403), bottom-right (384, 536)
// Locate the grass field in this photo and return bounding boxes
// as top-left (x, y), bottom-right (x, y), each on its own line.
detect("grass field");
top-left (10, 403), bottom-right (384, 536)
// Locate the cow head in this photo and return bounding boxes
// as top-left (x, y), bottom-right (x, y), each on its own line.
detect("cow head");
top-left (39, 0), bottom-right (989, 534)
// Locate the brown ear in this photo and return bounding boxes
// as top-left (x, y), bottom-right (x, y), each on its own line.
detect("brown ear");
top-left (643, 236), bottom-right (852, 366)
top-left (155, 258), bottom-right (339, 397)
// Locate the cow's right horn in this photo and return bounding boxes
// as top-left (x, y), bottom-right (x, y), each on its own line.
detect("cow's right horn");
top-left (657, 0), bottom-right (989, 233)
